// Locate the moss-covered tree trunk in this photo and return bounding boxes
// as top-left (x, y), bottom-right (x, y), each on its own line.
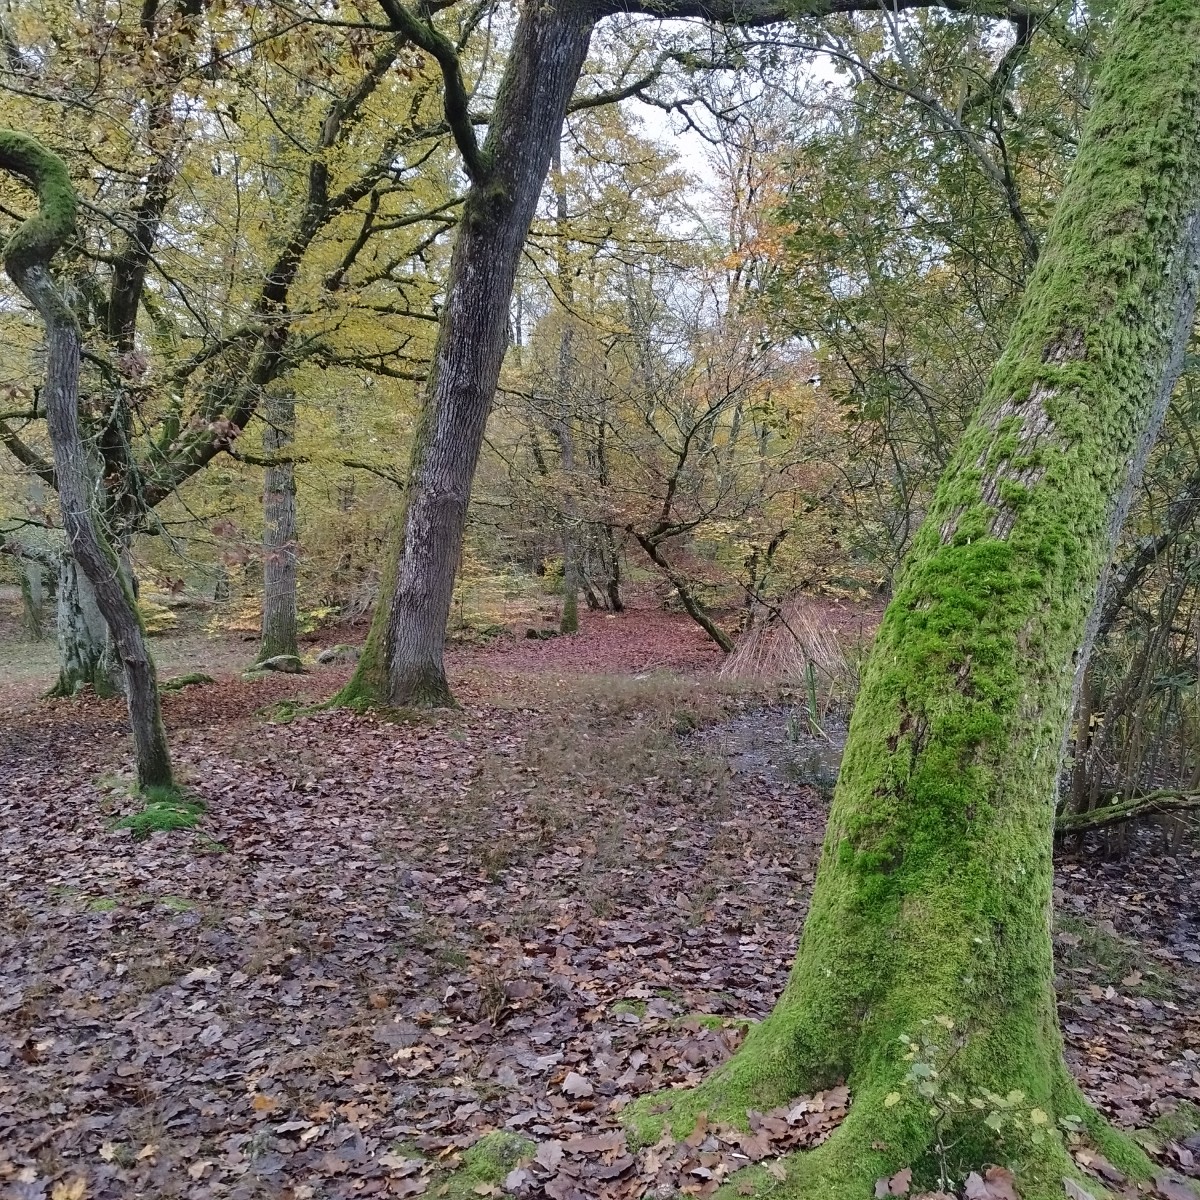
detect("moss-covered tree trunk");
top-left (630, 3), bottom-right (1200, 1195)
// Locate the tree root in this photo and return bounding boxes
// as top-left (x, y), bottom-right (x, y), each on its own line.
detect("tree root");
top-left (706, 1115), bottom-right (1109, 1200)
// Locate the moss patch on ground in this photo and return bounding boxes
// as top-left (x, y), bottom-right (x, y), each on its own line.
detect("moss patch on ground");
top-left (113, 785), bottom-right (205, 838)
top-left (424, 1131), bottom-right (535, 1197)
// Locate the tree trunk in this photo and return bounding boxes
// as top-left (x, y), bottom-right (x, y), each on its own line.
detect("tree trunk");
top-left (599, 524), bottom-right (624, 612)
top-left (49, 551), bottom-right (120, 698)
top-left (18, 555), bottom-right (45, 641)
top-left (634, 532), bottom-right (734, 653)
top-left (0, 133), bottom-right (174, 791)
top-left (339, 1), bottom-right (594, 707)
top-left (628, 4), bottom-right (1200, 1195)
top-left (552, 138), bottom-right (581, 636)
top-left (257, 389), bottom-right (299, 662)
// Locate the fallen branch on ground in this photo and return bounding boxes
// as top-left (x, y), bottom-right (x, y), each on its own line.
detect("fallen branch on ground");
top-left (1055, 788), bottom-right (1200, 833)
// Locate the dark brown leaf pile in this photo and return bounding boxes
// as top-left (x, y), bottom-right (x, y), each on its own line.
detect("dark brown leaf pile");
top-left (2, 608), bottom-right (1200, 1199)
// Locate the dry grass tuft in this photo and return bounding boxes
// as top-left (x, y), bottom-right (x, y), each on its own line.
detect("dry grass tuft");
top-left (722, 596), bottom-right (855, 695)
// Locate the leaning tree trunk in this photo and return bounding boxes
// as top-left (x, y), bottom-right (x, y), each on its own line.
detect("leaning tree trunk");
top-left (338, 0), bottom-right (594, 707)
top-left (256, 389), bottom-right (299, 663)
top-left (0, 133), bottom-right (174, 790)
top-left (629, 3), bottom-right (1200, 1196)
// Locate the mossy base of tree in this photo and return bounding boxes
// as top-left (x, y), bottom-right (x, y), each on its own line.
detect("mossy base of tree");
top-left (46, 663), bottom-right (120, 700)
top-left (625, 1042), bottom-right (1152, 1200)
top-left (114, 785), bottom-right (205, 839)
top-left (333, 655), bottom-right (458, 710)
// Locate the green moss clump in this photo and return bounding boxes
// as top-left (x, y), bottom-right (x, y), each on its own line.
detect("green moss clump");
top-left (160, 672), bottom-right (215, 692)
top-left (1150, 1101), bottom-right (1200, 1143)
top-left (612, 999), bottom-right (648, 1017)
top-left (426, 1131), bottom-right (534, 1198)
top-left (114, 785), bottom-right (205, 838)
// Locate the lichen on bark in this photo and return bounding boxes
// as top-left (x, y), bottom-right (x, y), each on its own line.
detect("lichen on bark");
top-left (626, 1), bottom-right (1200, 1195)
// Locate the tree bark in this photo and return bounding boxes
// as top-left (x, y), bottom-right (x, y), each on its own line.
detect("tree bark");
top-left (627, 3), bottom-right (1200, 1195)
top-left (257, 389), bottom-right (299, 662)
top-left (0, 133), bottom-right (174, 790)
top-left (49, 551), bottom-right (120, 698)
top-left (18, 555), bottom-right (45, 641)
top-left (551, 139), bottom-right (581, 636)
top-left (633, 531), bottom-right (735, 653)
top-left (340, 0), bottom-right (594, 706)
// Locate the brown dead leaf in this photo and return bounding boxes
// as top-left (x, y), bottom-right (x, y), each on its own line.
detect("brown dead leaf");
top-left (1155, 1173), bottom-right (1199, 1200)
top-left (560, 1071), bottom-right (594, 1099)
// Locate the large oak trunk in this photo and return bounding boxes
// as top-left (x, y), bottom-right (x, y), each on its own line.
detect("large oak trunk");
top-left (339, 1), bottom-right (594, 707)
top-left (49, 551), bottom-right (119, 698)
top-left (629, 3), bottom-right (1200, 1196)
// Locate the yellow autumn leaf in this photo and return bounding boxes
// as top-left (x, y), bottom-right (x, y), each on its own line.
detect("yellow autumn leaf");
top-left (51, 1180), bottom-right (87, 1200)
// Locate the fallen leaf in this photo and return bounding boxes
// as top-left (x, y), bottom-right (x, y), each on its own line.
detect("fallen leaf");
top-left (1155, 1173), bottom-right (1199, 1200)
top-left (560, 1071), bottom-right (594, 1099)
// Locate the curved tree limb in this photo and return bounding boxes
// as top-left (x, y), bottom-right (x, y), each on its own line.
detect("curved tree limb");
top-left (374, 0), bottom-right (486, 180)
top-left (0, 130), bottom-right (173, 789)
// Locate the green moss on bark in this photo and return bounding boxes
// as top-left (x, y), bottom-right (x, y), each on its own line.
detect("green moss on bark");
top-left (333, 518), bottom-right (403, 709)
top-left (0, 131), bottom-right (76, 272)
top-left (626, 0), bottom-right (1200, 1192)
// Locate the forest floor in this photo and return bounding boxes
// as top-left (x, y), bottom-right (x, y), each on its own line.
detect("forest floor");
top-left (2, 602), bottom-right (1200, 1200)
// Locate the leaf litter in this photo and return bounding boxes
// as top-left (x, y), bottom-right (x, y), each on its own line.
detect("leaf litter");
top-left (1, 609), bottom-right (1199, 1198)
